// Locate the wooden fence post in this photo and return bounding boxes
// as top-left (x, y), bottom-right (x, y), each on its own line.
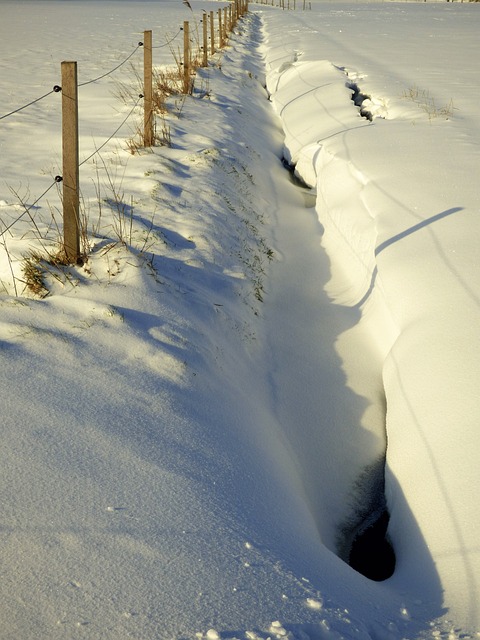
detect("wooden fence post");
top-left (143, 30), bottom-right (154, 146)
top-left (218, 9), bottom-right (223, 48)
top-left (61, 61), bottom-right (80, 263)
top-left (202, 15), bottom-right (208, 67)
top-left (210, 10), bottom-right (215, 54)
top-left (183, 20), bottom-right (190, 93)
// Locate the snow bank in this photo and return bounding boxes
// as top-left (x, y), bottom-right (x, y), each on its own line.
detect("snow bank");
top-left (2, 4), bottom-right (407, 638)
top-left (2, 0), bottom-right (480, 638)
top-left (263, 3), bottom-right (480, 635)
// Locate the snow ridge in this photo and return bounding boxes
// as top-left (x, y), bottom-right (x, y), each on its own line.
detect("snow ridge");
top-left (263, 4), bottom-right (480, 636)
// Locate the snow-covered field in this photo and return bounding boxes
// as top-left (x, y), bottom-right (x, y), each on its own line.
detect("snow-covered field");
top-left (0, 1), bottom-right (479, 638)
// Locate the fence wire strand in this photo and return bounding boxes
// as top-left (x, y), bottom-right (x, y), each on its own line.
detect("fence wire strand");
top-left (1, 92), bottom-right (140, 238)
top-left (0, 88), bottom-right (58, 121)
top-left (0, 42), bottom-right (144, 119)
top-left (0, 6), bottom-right (244, 260)
top-left (152, 28), bottom-right (183, 48)
top-left (78, 43), bottom-right (143, 87)
top-left (0, 180), bottom-right (58, 238)
top-left (80, 96), bottom-right (142, 166)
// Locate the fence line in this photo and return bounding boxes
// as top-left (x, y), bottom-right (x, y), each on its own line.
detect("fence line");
top-left (0, 49), bottom-right (144, 123)
top-left (0, 0), bottom-right (309, 124)
top-left (0, 28), bottom-right (186, 122)
top-left (251, 0), bottom-right (312, 8)
top-left (0, 0), bottom-right (249, 270)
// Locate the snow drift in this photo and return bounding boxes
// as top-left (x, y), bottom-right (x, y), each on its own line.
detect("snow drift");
top-left (263, 3), bottom-right (480, 635)
top-left (1, 1), bottom-right (480, 638)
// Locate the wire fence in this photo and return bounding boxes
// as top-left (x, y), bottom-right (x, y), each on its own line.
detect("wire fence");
top-left (0, 42), bottom-right (155, 241)
top-left (0, 43), bottom-right (147, 249)
top-left (0, 27), bottom-right (186, 122)
top-left (0, 2), bottom-right (247, 283)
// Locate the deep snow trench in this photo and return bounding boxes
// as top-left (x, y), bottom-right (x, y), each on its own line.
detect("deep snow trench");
top-left (266, 144), bottom-right (395, 582)
top-left (260, 29), bottom-right (402, 583)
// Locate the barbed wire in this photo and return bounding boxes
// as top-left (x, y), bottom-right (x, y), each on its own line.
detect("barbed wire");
top-left (0, 40), bottom-right (147, 238)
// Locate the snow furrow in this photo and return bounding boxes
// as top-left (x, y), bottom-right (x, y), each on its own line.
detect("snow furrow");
top-left (263, 6), bottom-right (480, 635)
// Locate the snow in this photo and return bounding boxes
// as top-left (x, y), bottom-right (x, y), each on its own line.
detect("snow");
top-left (1, 0), bottom-right (480, 638)
top-left (263, 4), bottom-right (480, 635)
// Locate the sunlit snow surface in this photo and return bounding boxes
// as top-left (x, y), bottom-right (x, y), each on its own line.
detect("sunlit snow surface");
top-left (1, 1), bottom-right (479, 638)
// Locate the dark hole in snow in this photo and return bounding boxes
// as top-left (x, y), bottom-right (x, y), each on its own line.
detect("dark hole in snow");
top-left (281, 157), bottom-right (317, 207)
top-left (347, 82), bottom-right (373, 122)
top-left (348, 509), bottom-right (396, 581)
top-left (337, 457), bottom-right (396, 582)
top-left (281, 157), bottom-right (311, 189)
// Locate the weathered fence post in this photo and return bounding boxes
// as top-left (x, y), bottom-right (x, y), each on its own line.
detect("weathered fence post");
top-left (202, 15), bottom-right (208, 67)
top-left (143, 30), bottom-right (154, 146)
top-left (210, 10), bottom-right (215, 55)
top-left (61, 61), bottom-right (80, 263)
top-left (183, 20), bottom-right (190, 93)
top-left (218, 9), bottom-right (223, 48)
